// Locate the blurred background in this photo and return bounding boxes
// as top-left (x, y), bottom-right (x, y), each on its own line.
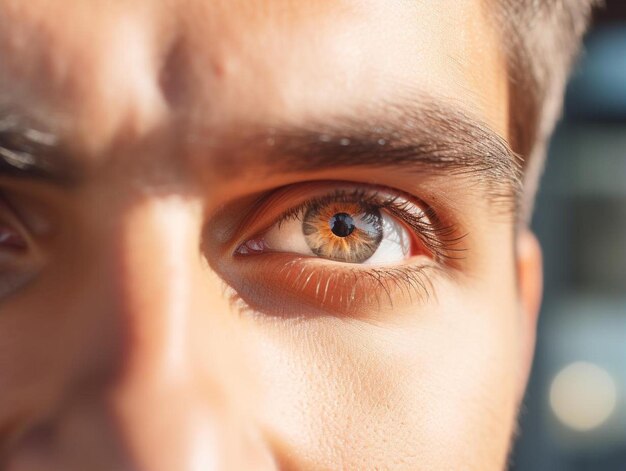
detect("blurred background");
top-left (511, 1), bottom-right (626, 470)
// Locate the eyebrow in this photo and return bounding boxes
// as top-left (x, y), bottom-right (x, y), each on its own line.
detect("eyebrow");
top-left (212, 100), bottom-right (523, 209)
top-left (0, 99), bottom-right (522, 210)
top-left (0, 114), bottom-right (77, 185)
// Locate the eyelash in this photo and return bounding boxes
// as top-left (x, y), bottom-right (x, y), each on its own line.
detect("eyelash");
top-left (273, 187), bottom-right (465, 264)
top-left (229, 185), bottom-right (467, 316)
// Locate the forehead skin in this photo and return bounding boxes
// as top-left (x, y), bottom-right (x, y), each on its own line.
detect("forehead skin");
top-left (0, 0), bottom-right (508, 158)
top-left (0, 1), bottom-right (525, 471)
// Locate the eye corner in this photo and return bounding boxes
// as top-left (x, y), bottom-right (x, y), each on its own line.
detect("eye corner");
top-left (234, 237), bottom-right (267, 256)
top-left (0, 224), bottom-right (29, 251)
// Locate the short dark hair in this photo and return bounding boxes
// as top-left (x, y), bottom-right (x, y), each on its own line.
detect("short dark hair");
top-left (494, 0), bottom-right (598, 218)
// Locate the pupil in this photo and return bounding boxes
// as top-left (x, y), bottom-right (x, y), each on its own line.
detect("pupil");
top-left (329, 213), bottom-right (355, 237)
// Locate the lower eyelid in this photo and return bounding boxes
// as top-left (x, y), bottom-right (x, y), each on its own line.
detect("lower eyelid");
top-left (226, 252), bottom-right (439, 318)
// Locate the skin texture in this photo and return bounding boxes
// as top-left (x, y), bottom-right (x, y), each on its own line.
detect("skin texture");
top-left (0, 1), bottom-right (542, 470)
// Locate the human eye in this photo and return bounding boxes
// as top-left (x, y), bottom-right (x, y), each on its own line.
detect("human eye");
top-left (238, 188), bottom-right (435, 264)
top-left (225, 183), bottom-right (464, 317)
top-left (0, 191), bottom-right (42, 300)
top-left (0, 216), bottom-right (27, 251)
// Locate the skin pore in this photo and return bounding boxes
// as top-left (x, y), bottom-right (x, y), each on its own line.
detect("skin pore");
top-left (0, 1), bottom-right (542, 470)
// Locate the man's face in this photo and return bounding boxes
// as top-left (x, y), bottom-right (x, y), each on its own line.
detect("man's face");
top-left (0, 1), bottom-right (542, 469)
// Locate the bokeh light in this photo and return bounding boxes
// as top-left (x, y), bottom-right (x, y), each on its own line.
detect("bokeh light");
top-left (549, 362), bottom-right (618, 432)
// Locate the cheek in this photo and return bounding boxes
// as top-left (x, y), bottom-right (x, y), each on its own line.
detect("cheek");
top-left (250, 280), bottom-right (521, 470)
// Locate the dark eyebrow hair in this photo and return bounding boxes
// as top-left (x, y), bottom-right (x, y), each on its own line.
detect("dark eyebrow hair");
top-left (213, 100), bottom-right (523, 211)
top-left (1, 98), bottom-right (522, 214)
top-left (0, 114), bottom-right (78, 185)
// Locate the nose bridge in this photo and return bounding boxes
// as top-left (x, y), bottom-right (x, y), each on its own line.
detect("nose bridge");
top-left (114, 196), bottom-right (203, 379)
top-left (111, 195), bottom-right (249, 392)
top-left (102, 197), bottom-right (272, 470)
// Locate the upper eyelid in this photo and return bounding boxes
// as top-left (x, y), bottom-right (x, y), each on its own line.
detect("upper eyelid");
top-left (235, 183), bottom-right (467, 265)
top-left (275, 188), bottom-right (394, 225)
top-left (234, 183), bottom-right (406, 242)
top-left (271, 186), bottom-right (427, 229)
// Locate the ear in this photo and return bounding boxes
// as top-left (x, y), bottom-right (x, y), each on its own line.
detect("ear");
top-left (515, 229), bottom-right (543, 400)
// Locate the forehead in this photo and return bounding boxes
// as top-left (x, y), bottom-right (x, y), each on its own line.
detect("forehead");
top-left (0, 0), bottom-right (508, 157)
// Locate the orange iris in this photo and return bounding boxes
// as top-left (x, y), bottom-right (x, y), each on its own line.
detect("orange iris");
top-left (302, 201), bottom-right (383, 263)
